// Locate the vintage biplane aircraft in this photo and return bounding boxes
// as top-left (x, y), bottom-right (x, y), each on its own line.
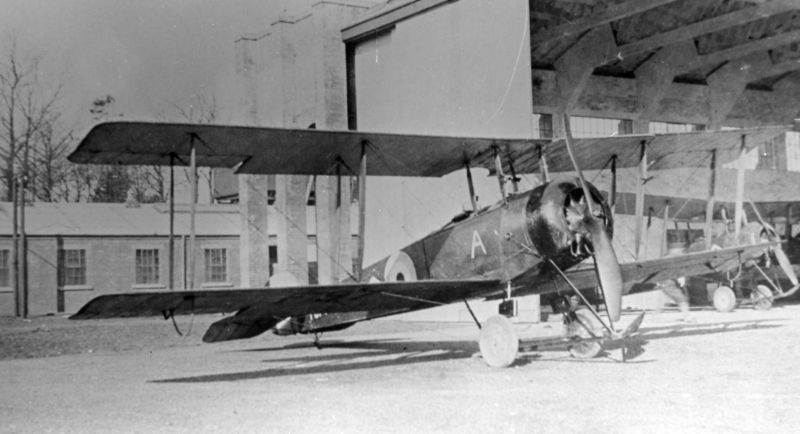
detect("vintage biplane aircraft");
top-left (68, 118), bottom-right (793, 367)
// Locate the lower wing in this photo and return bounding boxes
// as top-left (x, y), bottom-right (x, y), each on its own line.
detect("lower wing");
top-left (514, 241), bottom-right (776, 297)
top-left (70, 279), bottom-right (503, 320)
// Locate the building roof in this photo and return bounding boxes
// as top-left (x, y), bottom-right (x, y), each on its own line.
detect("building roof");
top-left (0, 202), bottom-right (240, 237)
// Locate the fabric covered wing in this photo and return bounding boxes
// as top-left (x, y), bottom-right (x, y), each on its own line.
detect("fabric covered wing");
top-left (70, 279), bottom-right (502, 320)
top-left (560, 242), bottom-right (774, 293)
top-left (67, 121), bottom-right (540, 177)
top-left (504, 242), bottom-right (775, 298)
top-left (502, 126), bottom-right (787, 174)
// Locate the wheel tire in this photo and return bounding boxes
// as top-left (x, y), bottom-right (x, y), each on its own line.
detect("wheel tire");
top-left (479, 315), bottom-right (518, 368)
top-left (750, 284), bottom-right (773, 311)
top-left (713, 285), bottom-right (736, 312)
top-left (566, 310), bottom-right (603, 359)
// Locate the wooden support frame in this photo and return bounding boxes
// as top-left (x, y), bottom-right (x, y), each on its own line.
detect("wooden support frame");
top-left (169, 154), bottom-right (175, 290)
top-left (188, 139), bottom-right (197, 289)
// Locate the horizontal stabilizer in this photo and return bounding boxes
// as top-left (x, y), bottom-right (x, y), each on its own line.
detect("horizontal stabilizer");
top-left (202, 314), bottom-right (282, 343)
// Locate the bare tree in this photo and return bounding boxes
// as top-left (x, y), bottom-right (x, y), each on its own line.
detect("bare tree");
top-left (1, 36), bottom-right (72, 202)
top-left (166, 94), bottom-right (220, 203)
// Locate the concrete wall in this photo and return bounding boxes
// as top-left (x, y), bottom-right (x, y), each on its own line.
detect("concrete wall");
top-left (353, 0), bottom-right (534, 264)
top-left (351, 0), bottom-right (539, 321)
top-left (234, 1), bottom-right (371, 286)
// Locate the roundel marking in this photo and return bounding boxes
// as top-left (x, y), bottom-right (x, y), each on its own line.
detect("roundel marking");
top-left (384, 251), bottom-right (417, 282)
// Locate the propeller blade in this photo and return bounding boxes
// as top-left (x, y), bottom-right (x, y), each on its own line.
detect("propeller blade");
top-left (775, 245), bottom-right (799, 287)
top-left (586, 216), bottom-right (624, 322)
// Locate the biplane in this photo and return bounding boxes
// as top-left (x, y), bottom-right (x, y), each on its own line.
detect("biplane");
top-left (67, 118), bottom-right (795, 368)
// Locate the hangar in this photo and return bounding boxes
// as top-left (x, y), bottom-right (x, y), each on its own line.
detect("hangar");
top-left (229, 0), bottom-right (800, 317)
top-left (7, 0), bottom-right (800, 318)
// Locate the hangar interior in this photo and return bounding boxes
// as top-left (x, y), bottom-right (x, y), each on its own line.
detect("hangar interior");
top-left (233, 0), bottom-right (800, 318)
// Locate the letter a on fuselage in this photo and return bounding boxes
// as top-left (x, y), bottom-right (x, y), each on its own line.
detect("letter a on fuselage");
top-left (471, 230), bottom-right (487, 259)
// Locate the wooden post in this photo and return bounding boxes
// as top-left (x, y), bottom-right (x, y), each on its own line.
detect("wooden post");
top-left (169, 154), bottom-right (175, 290)
top-left (661, 200), bottom-right (671, 256)
top-left (19, 177), bottom-right (28, 318)
top-left (11, 177), bottom-right (18, 317)
top-left (705, 149), bottom-right (717, 250)
top-left (188, 142), bottom-right (197, 289)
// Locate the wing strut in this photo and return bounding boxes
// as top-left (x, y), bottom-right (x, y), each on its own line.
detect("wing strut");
top-left (634, 140), bottom-right (648, 259)
top-left (705, 149), bottom-right (717, 250)
top-left (465, 162), bottom-right (478, 212)
top-left (493, 146), bottom-right (508, 204)
top-left (734, 134), bottom-right (747, 239)
top-left (355, 141), bottom-right (368, 280)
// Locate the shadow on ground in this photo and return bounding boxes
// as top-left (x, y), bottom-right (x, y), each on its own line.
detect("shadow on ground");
top-left (152, 316), bottom-right (785, 383)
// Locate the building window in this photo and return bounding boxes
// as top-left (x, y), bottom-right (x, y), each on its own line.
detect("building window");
top-left (135, 249), bottom-right (160, 284)
top-left (0, 249), bottom-right (9, 287)
top-left (204, 248), bottom-right (227, 283)
top-left (59, 249), bottom-right (87, 286)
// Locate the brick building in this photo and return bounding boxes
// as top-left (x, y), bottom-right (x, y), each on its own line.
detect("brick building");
top-left (0, 202), bottom-right (242, 316)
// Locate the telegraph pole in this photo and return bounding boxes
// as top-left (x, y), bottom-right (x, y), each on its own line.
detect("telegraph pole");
top-left (19, 175), bottom-right (28, 318)
top-left (11, 178), bottom-right (19, 317)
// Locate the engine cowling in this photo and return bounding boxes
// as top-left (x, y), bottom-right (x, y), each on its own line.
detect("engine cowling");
top-left (525, 179), bottom-right (613, 265)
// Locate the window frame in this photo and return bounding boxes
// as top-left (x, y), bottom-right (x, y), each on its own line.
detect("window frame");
top-left (58, 247), bottom-right (91, 290)
top-left (134, 247), bottom-right (162, 288)
top-left (202, 246), bottom-right (231, 287)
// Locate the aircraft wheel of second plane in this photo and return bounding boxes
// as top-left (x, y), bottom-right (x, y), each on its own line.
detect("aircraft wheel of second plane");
top-left (712, 285), bottom-right (737, 313)
top-left (479, 315), bottom-right (519, 368)
top-left (566, 310), bottom-right (603, 359)
top-left (750, 284), bottom-right (773, 311)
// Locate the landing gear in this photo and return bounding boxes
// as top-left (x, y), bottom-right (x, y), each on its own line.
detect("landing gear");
top-left (478, 315), bottom-right (518, 368)
top-left (712, 285), bottom-right (736, 312)
top-left (565, 310), bottom-right (603, 359)
top-left (750, 284), bottom-right (773, 311)
top-left (477, 304), bottom-right (642, 368)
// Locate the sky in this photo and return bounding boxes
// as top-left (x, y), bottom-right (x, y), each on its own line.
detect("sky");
top-left (0, 0), bottom-right (317, 131)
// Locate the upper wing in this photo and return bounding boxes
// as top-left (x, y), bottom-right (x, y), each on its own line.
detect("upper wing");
top-left (67, 121), bottom-right (541, 177)
top-left (70, 279), bottom-right (503, 320)
top-left (68, 121), bottom-right (787, 177)
top-left (525, 126), bottom-right (788, 174)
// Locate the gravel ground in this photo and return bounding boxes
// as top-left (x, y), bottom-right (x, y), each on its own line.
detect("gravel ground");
top-left (1, 304), bottom-right (800, 433)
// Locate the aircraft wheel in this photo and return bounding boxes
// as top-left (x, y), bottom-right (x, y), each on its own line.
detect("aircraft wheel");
top-left (712, 285), bottom-right (736, 313)
top-left (750, 284), bottom-right (773, 311)
top-left (479, 315), bottom-right (518, 368)
top-left (566, 310), bottom-right (603, 359)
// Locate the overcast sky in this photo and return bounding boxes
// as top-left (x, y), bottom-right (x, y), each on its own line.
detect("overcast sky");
top-left (1, 0), bottom-right (318, 130)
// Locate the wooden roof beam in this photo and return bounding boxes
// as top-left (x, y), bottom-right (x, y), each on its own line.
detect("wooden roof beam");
top-left (696, 28), bottom-right (800, 69)
top-left (608, 0), bottom-right (798, 64)
top-left (532, 0), bottom-right (680, 46)
top-left (554, 24), bottom-right (617, 114)
top-left (707, 52), bottom-right (774, 129)
top-left (635, 40), bottom-right (699, 120)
